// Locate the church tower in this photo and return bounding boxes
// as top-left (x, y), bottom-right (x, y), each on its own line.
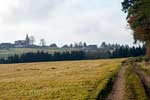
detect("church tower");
top-left (25, 34), bottom-right (30, 46)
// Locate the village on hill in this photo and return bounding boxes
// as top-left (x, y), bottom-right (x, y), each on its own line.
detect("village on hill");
top-left (0, 34), bottom-right (100, 50)
top-left (0, 34), bottom-right (120, 52)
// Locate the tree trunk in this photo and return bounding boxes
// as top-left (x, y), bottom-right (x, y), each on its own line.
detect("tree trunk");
top-left (145, 40), bottom-right (150, 61)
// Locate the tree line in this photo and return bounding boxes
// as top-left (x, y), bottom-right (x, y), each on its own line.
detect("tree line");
top-left (110, 45), bottom-right (145, 58)
top-left (85, 45), bottom-right (145, 59)
top-left (0, 51), bottom-right (86, 64)
top-left (0, 45), bottom-right (146, 64)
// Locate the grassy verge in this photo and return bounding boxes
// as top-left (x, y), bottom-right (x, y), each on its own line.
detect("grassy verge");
top-left (78, 61), bottom-right (121, 100)
top-left (138, 62), bottom-right (150, 76)
top-left (96, 72), bottom-right (117, 100)
top-left (125, 65), bottom-right (147, 100)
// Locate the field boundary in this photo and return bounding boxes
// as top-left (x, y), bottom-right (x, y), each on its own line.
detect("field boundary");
top-left (96, 75), bottom-right (116, 100)
top-left (85, 66), bottom-right (120, 100)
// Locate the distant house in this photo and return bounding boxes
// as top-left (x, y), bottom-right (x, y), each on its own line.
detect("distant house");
top-left (85, 45), bottom-right (98, 50)
top-left (15, 40), bottom-right (27, 48)
top-left (14, 34), bottom-right (30, 48)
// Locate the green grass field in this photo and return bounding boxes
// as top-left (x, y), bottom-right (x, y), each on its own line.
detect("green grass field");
top-left (0, 48), bottom-right (80, 58)
top-left (0, 59), bottom-right (123, 100)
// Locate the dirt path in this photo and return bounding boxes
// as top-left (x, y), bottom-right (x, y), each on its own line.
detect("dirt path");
top-left (133, 64), bottom-right (150, 98)
top-left (106, 65), bottom-right (126, 100)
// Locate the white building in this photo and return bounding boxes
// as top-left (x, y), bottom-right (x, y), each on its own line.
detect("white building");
top-left (14, 34), bottom-right (30, 48)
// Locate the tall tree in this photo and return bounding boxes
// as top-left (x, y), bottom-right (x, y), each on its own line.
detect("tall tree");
top-left (29, 36), bottom-right (35, 45)
top-left (122, 0), bottom-right (150, 59)
top-left (40, 39), bottom-right (46, 47)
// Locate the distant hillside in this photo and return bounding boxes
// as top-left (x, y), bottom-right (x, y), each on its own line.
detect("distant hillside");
top-left (0, 48), bottom-right (81, 58)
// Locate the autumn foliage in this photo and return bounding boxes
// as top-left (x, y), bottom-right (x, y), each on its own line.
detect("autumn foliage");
top-left (122, 0), bottom-right (150, 59)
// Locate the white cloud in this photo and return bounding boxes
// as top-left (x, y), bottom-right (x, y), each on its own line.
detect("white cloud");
top-left (0, 0), bottom-right (133, 46)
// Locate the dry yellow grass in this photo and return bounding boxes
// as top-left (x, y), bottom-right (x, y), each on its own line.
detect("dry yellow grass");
top-left (138, 62), bottom-right (150, 75)
top-left (0, 59), bottom-right (123, 100)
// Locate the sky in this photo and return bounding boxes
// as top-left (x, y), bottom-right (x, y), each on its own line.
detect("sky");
top-left (0, 0), bottom-right (134, 46)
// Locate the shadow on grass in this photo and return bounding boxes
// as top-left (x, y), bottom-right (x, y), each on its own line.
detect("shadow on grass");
top-left (96, 75), bottom-right (116, 100)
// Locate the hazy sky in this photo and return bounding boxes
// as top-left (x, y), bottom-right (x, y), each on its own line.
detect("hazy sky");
top-left (0, 0), bottom-right (133, 46)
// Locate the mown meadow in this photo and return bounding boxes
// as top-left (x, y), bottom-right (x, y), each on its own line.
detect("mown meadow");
top-left (0, 59), bottom-right (123, 100)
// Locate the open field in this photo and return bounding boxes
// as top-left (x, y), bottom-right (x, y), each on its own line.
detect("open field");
top-left (0, 59), bottom-right (123, 100)
top-left (1, 57), bottom-right (149, 100)
top-left (0, 48), bottom-right (80, 58)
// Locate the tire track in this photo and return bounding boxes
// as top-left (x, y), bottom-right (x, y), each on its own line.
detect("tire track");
top-left (106, 65), bottom-right (126, 100)
top-left (133, 63), bottom-right (150, 99)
